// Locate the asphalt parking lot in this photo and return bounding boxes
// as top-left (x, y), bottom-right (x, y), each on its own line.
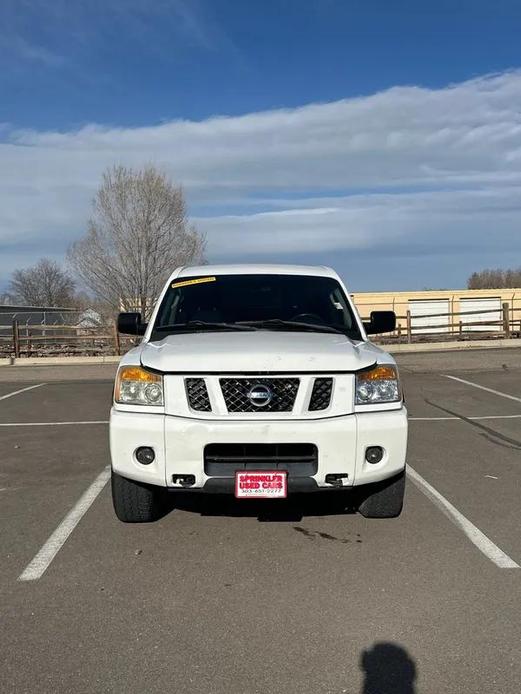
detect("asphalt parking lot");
top-left (1, 349), bottom-right (521, 694)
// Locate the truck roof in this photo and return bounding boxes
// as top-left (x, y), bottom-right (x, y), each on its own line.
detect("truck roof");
top-left (175, 263), bottom-right (339, 279)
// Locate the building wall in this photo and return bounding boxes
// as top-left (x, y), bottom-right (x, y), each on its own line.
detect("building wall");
top-left (351, 288), bottom-right (521, 334)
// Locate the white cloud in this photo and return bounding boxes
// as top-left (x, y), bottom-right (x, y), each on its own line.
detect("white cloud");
top-left (1, 70), bottom-right (521, 286)
top-left (195, 187), bottom-right (521, 257)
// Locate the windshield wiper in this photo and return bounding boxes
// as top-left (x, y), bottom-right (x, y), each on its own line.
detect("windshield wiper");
top-left (237, 319), bottom-right (346, 335)
top-left (154, 320), bottom-right (258, 333)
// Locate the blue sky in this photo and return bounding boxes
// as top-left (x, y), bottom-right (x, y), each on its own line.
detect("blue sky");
top-left (1, 0), bottom-right (521, 291)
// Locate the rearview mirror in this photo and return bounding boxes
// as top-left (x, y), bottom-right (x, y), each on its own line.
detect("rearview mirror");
top-left (117, 312), bottom-right (148, 336)
top-left (364, 311), bottom-right (396, 335)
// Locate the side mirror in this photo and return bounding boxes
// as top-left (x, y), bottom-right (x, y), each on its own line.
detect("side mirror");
top-left (117, 312), bottom-right (148, 336)
top-left (364, 311), bottom-right (396, 335)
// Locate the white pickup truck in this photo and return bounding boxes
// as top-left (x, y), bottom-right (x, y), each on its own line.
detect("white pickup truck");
top-left (110, 264), bottom-right (407, 522)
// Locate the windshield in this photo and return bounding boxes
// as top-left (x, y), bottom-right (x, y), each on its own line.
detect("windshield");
top-left (151, 274), bottom-right (362, 339)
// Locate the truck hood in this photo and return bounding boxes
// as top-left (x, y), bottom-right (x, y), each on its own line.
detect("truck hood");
top-left (140, 331), bottom-right (382, 373)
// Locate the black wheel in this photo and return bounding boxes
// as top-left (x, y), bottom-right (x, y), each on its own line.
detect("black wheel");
top-left (357, 470), bottom-right (406, 518)
top-left (111, 470), bottom-right (169, 523)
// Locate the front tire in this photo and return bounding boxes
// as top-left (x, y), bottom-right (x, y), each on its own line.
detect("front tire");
top-left (111, 471), bottom-right (168, 523)
top-left (357, 469), bottom-right (406, 518)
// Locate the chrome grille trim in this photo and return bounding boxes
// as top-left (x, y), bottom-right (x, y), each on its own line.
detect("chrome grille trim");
top-left (220, 377), bottom-right (300, 413)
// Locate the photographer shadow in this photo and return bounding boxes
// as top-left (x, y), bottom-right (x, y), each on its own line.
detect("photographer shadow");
top-left (360, 642), bottom-right (417, 694)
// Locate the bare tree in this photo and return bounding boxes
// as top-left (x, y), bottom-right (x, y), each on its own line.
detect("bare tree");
top-left (8, 258), bottom-right (76, 306)
top-left (467, 268), bottom-right (521, 289)
top-left (68, 165), bottom-right (206, 317)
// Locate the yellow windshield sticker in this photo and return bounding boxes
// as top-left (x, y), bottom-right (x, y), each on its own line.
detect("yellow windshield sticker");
top-left (172, 276), bottom-right (216, 289)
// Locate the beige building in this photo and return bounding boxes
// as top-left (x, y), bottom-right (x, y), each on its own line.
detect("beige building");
top-left (351, 288), bottom-right (521, 335)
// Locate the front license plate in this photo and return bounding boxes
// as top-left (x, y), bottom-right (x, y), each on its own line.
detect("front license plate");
top-left (235, 470), bottom-right (288, 499)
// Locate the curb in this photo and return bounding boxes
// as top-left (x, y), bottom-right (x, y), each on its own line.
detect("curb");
top-left (387, 338), bottom-right (521, 354)
top-left (0, 356), bottom-right (121, 367)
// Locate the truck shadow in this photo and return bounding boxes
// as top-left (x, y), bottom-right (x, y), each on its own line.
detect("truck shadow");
top-left (360, 642), bottom-right (417, 694)
top-left (169, 490), bottom-right (357, 522)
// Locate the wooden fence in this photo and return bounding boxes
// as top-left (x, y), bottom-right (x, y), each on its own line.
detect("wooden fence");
top-left (0, 321), bottom-right (135, 358)
top-left (367, 302), bottom-right (519, 344)
top-left (0, 303), bottom-right (520, 358)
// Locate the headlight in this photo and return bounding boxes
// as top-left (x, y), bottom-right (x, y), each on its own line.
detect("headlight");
top-left (355, 365), bottom-right (401, 405)
top-left (114, 366), bottom-right (163, 406)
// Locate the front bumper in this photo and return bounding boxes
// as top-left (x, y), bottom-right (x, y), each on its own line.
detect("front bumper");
top-left (110, 407), bottom-right (408, 490)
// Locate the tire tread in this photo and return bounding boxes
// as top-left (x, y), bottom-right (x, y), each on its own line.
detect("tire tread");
top-left (111, 471), bottom-right (167, 523)
top-left (358, 469), bottom-right (406, 519)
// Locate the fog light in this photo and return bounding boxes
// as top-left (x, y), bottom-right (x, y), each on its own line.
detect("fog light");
top-left (135, 446), bottom-right (155, 465)
top-left (365, 446), bottom-right (384, 464)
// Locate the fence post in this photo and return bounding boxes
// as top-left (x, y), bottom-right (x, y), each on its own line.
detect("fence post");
top-left (502, 302), bottom-right (510, 338)
top-left (12, 320), bottom-right (20, 359)
top-left (113, 321), bottom-right (121, 356)
top-left (406, 310), bottom-right (412, 344)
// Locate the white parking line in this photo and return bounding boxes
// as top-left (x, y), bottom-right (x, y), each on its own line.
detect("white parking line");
top-left (18, 467), bottom-right (111, 582)
top-left (407, 466), bottom-right (519, 569)
top-left (0, 383), bottom-right (45, 401)
top-left (409, 414), bottom-right (521, 421)
top-left (443, 375), bottom-right (521, 404)
top-left (0, 420), bottom-right (108, 427)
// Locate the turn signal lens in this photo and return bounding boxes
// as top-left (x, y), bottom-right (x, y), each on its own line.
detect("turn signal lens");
top-left (355, 365), bottom-right (400, 405)
top-left (357, 365), bottom-right (397, 381)
top-left (115, 366), bottom-right (163, 406)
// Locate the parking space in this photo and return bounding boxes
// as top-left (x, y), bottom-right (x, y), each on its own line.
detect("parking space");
top-left (443, 371), bottom-right (521, 403)
top-left (1, 349), bottom-right (521, 693)
top-left (0, 382), bottom-right (45, 401)
top-left (0, 380), bottom-right (111, 425)
top-left (0, 423), bottom-right (109, 585)
top-left (402, 371), bottom-right (521, 419)
top-left (408, 420), bottom-right (521, 559)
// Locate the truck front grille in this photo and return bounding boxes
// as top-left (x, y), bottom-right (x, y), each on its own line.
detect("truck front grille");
top-left (308, 378), bottom-right (333, 411)
top-left (185, 378), bottom-right (212, 411)
top-left (220, 378), bottom-right (299, 413)
top-left (204, 443), bottom-right (318, 476)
